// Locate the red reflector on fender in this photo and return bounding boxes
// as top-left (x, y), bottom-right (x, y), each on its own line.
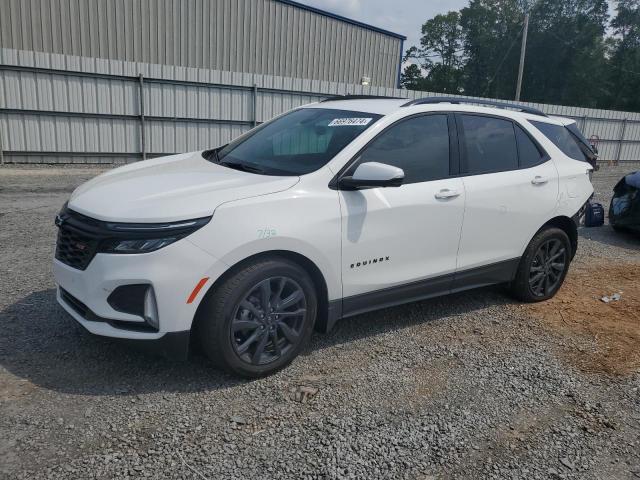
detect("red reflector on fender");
top-left (187, 277), bottom-right (209, 304)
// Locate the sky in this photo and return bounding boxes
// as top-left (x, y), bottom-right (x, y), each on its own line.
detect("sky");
top-left (296, 0), bottom-right (619, 53)
top-left (297, 0), bottom-right (468, 50)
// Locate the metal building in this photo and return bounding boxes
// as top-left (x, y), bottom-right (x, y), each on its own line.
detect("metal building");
top-left (1, 0), bottom-right (639, 165)
top-left (0, 0), bottom-right (405, 88)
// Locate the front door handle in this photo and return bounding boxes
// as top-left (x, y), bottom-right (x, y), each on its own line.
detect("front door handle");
top-left (531, 175), bottom-right (549, 185)
top-left (435, 188), bottom-right (461, 200)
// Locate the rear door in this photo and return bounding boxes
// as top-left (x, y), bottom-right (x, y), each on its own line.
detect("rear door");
top-left (454, 114), bottom-right (559, 286)
top-left (338, 113), bottom-right (466, 312)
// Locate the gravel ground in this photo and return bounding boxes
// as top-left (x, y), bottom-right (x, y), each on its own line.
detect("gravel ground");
top-left (1, 164), bottom-right (639, 480)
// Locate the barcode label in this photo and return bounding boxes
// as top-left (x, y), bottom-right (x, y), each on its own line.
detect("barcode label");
top-left (328, 118), bottom-right (373, 127)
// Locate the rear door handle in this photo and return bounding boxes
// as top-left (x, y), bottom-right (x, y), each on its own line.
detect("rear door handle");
top-left (435, 188), bottom-right (461, 200)
top-left (531, 175), bottom-right (549, 185)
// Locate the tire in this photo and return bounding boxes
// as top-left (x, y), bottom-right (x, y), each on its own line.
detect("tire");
top-left (197, 257), bottom-right (317, 378)
top-left (510, 227), bottom-right (572, 303)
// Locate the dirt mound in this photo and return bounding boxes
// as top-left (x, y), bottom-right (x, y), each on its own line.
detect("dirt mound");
top-left (517, 260), bottom-right (640, 375)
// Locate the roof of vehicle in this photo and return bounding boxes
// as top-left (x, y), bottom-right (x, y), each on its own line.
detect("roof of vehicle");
top-left (308, 96), bottom-right (568, 125)
top-left (549, 116), bottom-right (577, 126)
top-left (310, 98), bottom-right (408, 115)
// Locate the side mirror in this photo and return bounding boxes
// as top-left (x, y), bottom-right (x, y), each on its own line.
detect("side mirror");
top-left (338, 162), bottom-right (405, 190)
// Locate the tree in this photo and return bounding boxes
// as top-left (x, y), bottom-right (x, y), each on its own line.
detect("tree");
top-left (608, 0), bottom-right (640, 111)
top-left (403, 0), bottom-right (639, 112)
top-left (523, 0), bottom-right (610, 107)
top-left (403, 12), bottom-right (465, 94)
top-left (459, 0), bottom-right (525, 99)
top-left (400, 63), bottom-right (427, 90)
top-left (457, 0), bottom-right (611, 106)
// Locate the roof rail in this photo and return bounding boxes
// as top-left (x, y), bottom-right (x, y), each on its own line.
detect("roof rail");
top-left (321, 95), bottom-right (407, 103)
top-left (401, 96), bottom-right (547, 117)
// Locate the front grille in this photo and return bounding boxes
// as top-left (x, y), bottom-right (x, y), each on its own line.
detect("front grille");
top-left (54, 209), bottom-right (104, 270)
top-left (55, 227), bottom-right (99, 270)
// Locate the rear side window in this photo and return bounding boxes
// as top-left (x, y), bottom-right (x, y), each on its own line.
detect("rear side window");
top-left (355, 114), bottom-right (450, 184)
top-left (515, 125), bottom-right (545, 168)
top-left (459, 115), bottom-right (518, 174)
top-left (530, 121), bottom-right (586, 161)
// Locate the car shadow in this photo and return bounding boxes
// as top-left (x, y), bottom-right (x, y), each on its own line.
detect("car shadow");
top-left (0, 286), bottom-right (511, 397)
top-left (578, 225), bottom-right (640, 251)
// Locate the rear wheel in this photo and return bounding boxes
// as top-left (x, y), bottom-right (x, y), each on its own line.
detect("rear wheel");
top-left (510, 227), bottom-right (571, 303)
top-left (198, 258), bottom-right (317, 378)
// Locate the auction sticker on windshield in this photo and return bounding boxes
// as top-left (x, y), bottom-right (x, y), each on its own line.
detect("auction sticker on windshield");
top-left (328, 118), bottom-right (373, 127)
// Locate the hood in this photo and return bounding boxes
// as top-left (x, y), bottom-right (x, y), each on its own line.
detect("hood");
top-left (68, 151), bottom-right (300, 222)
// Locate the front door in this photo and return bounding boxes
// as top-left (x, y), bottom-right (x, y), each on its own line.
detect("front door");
top-left (338, 114), bottom-right (466, 314)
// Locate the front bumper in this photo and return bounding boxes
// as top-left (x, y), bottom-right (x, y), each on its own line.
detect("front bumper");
top-left (60, 293), bottom-right (191, 360)
top-left (53, 237), bottom-right (228, 346)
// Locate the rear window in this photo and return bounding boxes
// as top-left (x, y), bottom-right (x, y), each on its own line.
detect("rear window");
top-left (460, 115), bottom-right (518, 174)
top-left (530, 121), bottom-right (587, 162)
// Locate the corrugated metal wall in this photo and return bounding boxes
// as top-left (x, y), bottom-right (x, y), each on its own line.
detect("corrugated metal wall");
top-left (1, 47), bottom-right (639, 164)
top-left (0, 0), bottom-right (403, 88)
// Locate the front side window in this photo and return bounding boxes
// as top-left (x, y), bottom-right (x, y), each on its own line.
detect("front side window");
top-left (351, 114), bottom-right (450, 184)
top-left (209, 108), bottom-right (382, 176)
top-left (530, 120), bottom-right (586, 162)
top-left (459, 115), bottom-right (518, 174)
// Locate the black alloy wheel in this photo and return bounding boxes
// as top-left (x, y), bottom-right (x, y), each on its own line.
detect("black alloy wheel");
top-left (528, 238), bottom-right (567, 298)
top-left (510, 226), bottom-right (572, 303)
top-left (231, 277), bottom-right (307, 366)
top-left (197, 257), bottom-right (317, 378)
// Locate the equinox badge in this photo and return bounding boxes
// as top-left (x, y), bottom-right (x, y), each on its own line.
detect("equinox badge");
top-left (350, 256), bottom-right (390, 269)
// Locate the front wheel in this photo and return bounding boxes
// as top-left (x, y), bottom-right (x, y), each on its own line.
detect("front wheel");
top-left (197, 258), bottom-right (317, 378)
top-left (510, 227), bottom-right (572, 303)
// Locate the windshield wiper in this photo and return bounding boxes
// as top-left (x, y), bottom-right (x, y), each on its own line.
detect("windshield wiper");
top-left (219, 161), bottom-right (266, 174)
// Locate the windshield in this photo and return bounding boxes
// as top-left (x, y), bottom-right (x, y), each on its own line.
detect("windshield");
top-left (207, 108), bottom-right (382, 176)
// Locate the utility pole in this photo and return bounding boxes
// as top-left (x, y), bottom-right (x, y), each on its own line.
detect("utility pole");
top-left (515, 13), bottom-right (529, 102)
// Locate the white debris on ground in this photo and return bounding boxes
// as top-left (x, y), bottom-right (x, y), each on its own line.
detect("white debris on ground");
top-left (601, 292), bottom-right (623, 303)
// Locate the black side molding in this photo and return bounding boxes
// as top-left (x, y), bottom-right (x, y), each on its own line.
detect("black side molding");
top-left (450, 258), bottom-right (519, 294)
top-left (342, 273), bottom-right (453, 319)
top-left (332, 258), bottom-right (520, 324)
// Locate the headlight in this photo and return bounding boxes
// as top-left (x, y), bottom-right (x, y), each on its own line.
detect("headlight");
top-left (101, 237), bottom-right (181, 254)
top-left (98, 217), bottom-right (211, 254)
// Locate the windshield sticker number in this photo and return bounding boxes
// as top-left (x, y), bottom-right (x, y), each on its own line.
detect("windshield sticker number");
top-left (328, 118), bottom-right (373, 127)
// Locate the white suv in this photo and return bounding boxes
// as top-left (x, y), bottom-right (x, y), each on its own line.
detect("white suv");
top-left (53, 96), bottom-right (594, 377)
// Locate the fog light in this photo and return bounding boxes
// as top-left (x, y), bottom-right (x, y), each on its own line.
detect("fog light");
top-left (143, 287), bottom-right (159, 330)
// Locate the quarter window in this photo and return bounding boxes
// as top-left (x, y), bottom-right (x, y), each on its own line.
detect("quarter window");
top-left (530, 121), bottom-right (586, 161)
top-left (460, 115), bottom-right (518, 174)
top-left (354, 115), bottom-right (450, 184)
top-left (515, 125), bottom-right (545, 168)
